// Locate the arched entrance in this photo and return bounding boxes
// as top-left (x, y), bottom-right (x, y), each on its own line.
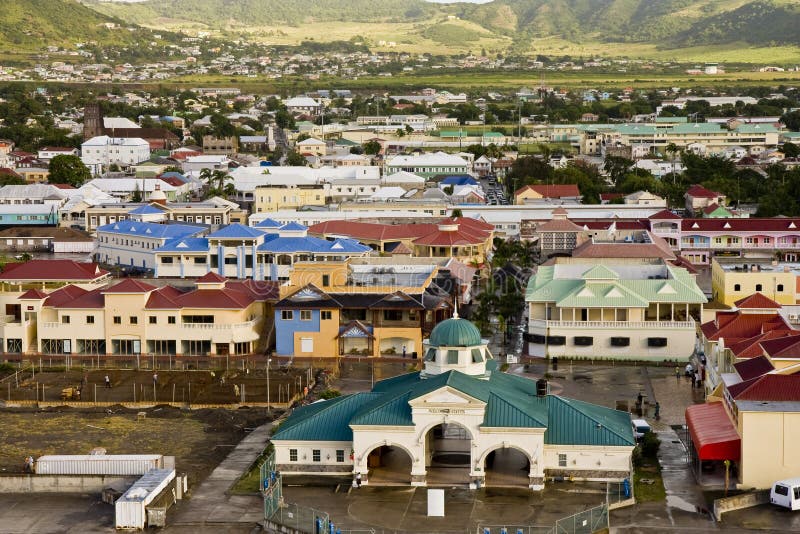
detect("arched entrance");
top-left (365, 445), bottom-right (412, 485)
top-left (425, 422), bottom-right (472, 486)
top-left (483, 447), bottom-right (530, 487)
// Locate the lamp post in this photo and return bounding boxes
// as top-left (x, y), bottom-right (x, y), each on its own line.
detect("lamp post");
top-left (266, 358), bottom-right (271, 412)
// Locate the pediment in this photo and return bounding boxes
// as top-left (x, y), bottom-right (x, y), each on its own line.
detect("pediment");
top-left (410, 386), bottom-right (484, 407)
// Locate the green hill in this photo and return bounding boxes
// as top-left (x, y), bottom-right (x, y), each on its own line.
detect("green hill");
top-left (81, 0), bottom-right (800, 57)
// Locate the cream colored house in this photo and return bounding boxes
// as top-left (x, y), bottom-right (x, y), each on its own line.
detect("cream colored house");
top-left (526, 258), bottom-right (706, 360)
top-left (711, 259), bottom-right (798, 306)
top-left (3, 273), bottom-right (276, 356)
top-left (296, 138), bottom-right (327, 156)
top-left (271, 315), bottom-right (635, 490)
top-left (253, 184), bottom-right (327, 213)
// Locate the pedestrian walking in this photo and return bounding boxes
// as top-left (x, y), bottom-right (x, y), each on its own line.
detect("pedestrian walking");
top-left (104, 375), bottom-right (111, 388)
top-left (675, 367), bottom-right (680, 382)
top-left (654, 401), bottom-right (661, 420)
top-left (402, 345), bottom-right (407, 358)
top-left (24, 456), bottom-right (34, 473)
top-left (691, 372), bottom-right (696, 388)
top-left (636, 392), bottom-right (643, 406)
top-left (356, 472), bottom-right (362, 488)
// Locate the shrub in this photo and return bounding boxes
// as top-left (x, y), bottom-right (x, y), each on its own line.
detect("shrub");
top-left (642, 431), bottom-right (660, 458)
top-left (320, 389), bottom-right (341, 400)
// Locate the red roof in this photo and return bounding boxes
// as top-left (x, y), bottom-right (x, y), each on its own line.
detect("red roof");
top-left (44, 285), bottom-right (90, 308)
top-left (18, 289), bottom-right (49, 300)
top-left (701, 310), bottom-right (787, 342)
top-left (686, 184), bottom-right (722, 199)
top-left (0, 260), bottom-right (108, 282)
top-left (735, 293), bottom-right (781, 310)
top-left (681, 218), bottom-right (800, 232)
top-left (515, 184), bottom-right (580, 198)
top-left (729, 375), bottom-right (800, 402)
top-left (51, 184), bottom-right (76, 190)
top-left (685, 403), bottom-right (740, 461)
top-left (197, 271), bottom-right (227, 283)
top-left (600, 193), bottom-right (623, 201)
top-left (759, 334), bottom-right (800, 359)
top-left (102, 279), bottom-right (157, 293)
top-left (733, 355), bottom-right (775, 381)
top-left (309, 217), bottom-right (493, 244)
top-left (159, 176), bottom-right (185, 187)
top-left (145, 287), bottom-right (181, 309)
top-left (727, 329), bottom-right (798, 358)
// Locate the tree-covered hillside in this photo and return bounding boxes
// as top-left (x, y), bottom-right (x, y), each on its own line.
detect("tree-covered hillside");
top-left (0, 0), bottom-right (178, 50)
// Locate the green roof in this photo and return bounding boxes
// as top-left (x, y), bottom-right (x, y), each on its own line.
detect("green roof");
top-left (483, 132), bottom-right (504, 138)
top-left (734, 124), bottom-right (778, 134)
top-left (273, 367), bottom-right (634, 448)
top-left (429, 317), bottom-right (483, 347)
top-left (542, 396), bottom-right (634, 446)
top-left (654, 117), bottom-right (688, 123)
top-left (438, 130), bottom-right (467, 138)
top-left (527, 262), bottom-right (706, 305)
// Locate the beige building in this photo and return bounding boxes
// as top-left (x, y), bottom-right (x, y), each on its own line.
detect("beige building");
top-left (711, 259), bottom-right (798, 306)
top-left (253, 184), bottom-right (327, 213)
top-left (526, 257), bottom-right (706, 361)
top-left (296, 138), bottom-right (327, 156)
top-left (1, 273), bottom-right (277, 357)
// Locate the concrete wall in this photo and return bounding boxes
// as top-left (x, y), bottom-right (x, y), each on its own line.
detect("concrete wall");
top-left (0, 474), bottom-right (136, 493)
top-left (714, 490), bottom-right (769, 521)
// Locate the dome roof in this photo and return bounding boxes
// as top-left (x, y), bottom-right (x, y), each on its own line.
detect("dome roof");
top-left (429, 317), bottom-right (482, 347)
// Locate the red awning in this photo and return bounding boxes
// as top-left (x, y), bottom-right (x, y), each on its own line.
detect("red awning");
top-left (685, 402), bottom-right (741, 461)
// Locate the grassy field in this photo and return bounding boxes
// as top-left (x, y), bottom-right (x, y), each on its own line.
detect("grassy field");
top-left (166, 68), bottom-right (800, 93)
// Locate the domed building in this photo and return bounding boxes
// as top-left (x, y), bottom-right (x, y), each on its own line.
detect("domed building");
top-left (272, 314), bottom-right (635, 490)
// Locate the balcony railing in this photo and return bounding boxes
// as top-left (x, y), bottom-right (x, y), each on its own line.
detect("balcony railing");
top-left (181, 318), bottom-right (260, 330)
top-left (529, 319), bottom-right (695, 329)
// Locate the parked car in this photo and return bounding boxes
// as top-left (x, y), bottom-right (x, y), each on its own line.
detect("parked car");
top-left (631, 419), bottom-right (651, 441)
top-left (771, 478), bottom-right (800, 510)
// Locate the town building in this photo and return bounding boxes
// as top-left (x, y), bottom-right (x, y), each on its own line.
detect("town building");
top-left (385, 152), bottom-right (471, 179)
top-left (271, 315), bottom-right (635, 489)
top-left (514, 185), bottom-right (582, 205)
top-left (526, 257), bottom-right (706, 360)
top-left (95, 220), bottom-right (207, 272)
top-left (685, 185), bottom-right (726, 215)
top-left (81, 136), bottom-right (151, 167)
top-left (0, 273), bottom-right (276, 356)
top-left (83, 196), bottom-right (242, 232)
top-left (711, 259), bottom-right (799, 306)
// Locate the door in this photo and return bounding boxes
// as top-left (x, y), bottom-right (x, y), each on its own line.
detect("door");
top-left (300, 338), bottom-right (313, 353)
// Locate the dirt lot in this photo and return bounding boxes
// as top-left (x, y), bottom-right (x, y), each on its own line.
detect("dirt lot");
top-left (6, 367), bottom-right (310, 405)
top-left (0, 405), bottom-right (277, 486)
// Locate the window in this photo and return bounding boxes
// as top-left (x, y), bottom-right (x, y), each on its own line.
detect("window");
top-left (289, 449), bottom-right (298, 462)
top-left (182, 315), bottom-right (214, 324)
top-left (778, 284), bottom-right (785, 292)
top-left (383, 310), bottom-right (403, 321)
top-left (149, 316), bottom-right (157, 324)
top-left (281, 310), bottom-right (294, 321)
top-left (300, 310), bottom-right (312, 321)
top-left (168, 316), bottom-right (176, 324)
top-left (86, 315), bottom-right (95, 324)
top-left (775, 485), bottom-right (789, 496)
top-left (321, 311), bottom-right (332, 320)
top-left (161, 256), bottom-right (173, 264)
top-left (322, 274), bottom-right (330, 287)
top-left (336, 450), bottom-right (345, 463)
top-left (193, 257), bottom-right (206, 264)
top-left (610, 337), bottom-right (630, 347)
top-left (558, 454), bottom-right (567, 467)
top-left (312, 449), bottom-right (321, 462)
top-left (61, 315), bottom-right (70, 324)
top-left (130, 316), bottom-right (138, 325)
top-left (447, 350), bottom-right (459, 364)
top-left (733, 284), bottom-right (741, 291)
top-left (113, 316), bottom-right (121, 324)
top-left (755, 284), bottom-right (763, 292)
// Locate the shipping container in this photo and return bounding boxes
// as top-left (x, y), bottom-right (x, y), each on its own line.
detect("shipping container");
top-left (36, 455), bottom-right (163, 476)
top-left (115, 469), bottom-right (175, 530)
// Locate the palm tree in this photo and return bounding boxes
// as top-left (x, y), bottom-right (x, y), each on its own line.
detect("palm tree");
top-left (200, 169), bottom-right (234, 199)
top-left (666, 143), bottom-right (680, 184)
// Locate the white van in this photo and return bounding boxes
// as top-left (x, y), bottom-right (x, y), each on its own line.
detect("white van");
top-left (631, 419), bottom-right (651, 441)
top-left (770, 478), bottom-right (800, 510)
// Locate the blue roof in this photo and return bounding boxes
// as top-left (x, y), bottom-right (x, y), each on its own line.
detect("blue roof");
top-left (97, 220), bottom-right (205, 239)
top-left (280, 221), bottom-right (308, 231)
top-left (128, 205), bottom-right (165, 215)
top-left (207, 223), bottom-right (265, 239)
top-left (160, 171), bottom-right (188, 182)
top-left (257, 235), bottom-right (370, 254)
top-left (155, 237), bottom-right (210, 253)
top-left (441, 175), bottom-right (477, 186)
top-left (254, 218), bottom-right (284, 228)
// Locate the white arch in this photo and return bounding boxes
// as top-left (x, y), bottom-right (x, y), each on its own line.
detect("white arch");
top-left (358, 440), bottom-right (418, 467)
top-left (417, 419), bottom-right (475, 442)
top-left (476, 443), bottom-right (535, 468)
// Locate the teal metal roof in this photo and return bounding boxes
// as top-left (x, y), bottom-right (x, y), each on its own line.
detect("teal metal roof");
top-left (273, 366), bottom-right (634, 448)
top-left (429, 317), bottom-right (483, 347)
top-left (542, 396), bottom-right (635, 446)
top-left (272, 393), bottom-right (382, 441)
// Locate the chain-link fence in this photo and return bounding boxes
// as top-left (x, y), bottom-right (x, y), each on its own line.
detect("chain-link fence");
top-left (478, 504), bottom-right (609, 534)
top-left (271, 502), bottom-right (330, 533)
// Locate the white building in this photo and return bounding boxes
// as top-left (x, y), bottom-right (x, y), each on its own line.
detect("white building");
top-left (94, 220), bottom-right (206, 272)
top-left (271, 314), bottom-right (635, 490)
top-left (385, 151), bottom-right (471, 178)
top-left (81, 136), bottom-right (151, 167)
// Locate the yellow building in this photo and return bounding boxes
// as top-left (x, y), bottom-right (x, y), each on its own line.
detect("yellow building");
top-left (3, 273), bottom-right (276, 357)
top-left (253, 184), bottom-right (327, 213)
top-left (710, 259), bottom-right (798, 306)
top-left (18, 168), bottom-right (49, 184)
top-left (296, 138), bottom-right (327, 156)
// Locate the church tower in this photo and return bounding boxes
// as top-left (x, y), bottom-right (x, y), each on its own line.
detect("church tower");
top-left (83, 102), bottom-right (104, 140)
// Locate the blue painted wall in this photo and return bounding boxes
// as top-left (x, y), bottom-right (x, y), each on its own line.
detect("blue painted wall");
top-left (274, 309), bottom-right (321, 355)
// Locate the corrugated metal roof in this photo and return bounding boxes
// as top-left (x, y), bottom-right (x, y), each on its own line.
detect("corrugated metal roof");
top-left (272, 393), bottom-right (383, 441)
top-left (543, 396), bottom-right (634, 446)
top-left (483, 392), bottom-right (546, 428)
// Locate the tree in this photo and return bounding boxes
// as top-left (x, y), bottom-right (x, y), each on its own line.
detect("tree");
top-left (48, 155), bottom-right (90, 187)
top-left (782, 142), bottom-right (800, 159)
top-left (285, 150), bottom-right (308, 166)
top-left (131, 183), bottom-right (143, 203)
top-left (781, 110), bottom-right (800, 132)
top-left (363, 140), bottom-right (381, 155)
top-left (199, 168), bottom-right (234, 199)
top-left (603, 155), bottom-right (634, 187)
top-left (275, 107), bottom-right (295, 130)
